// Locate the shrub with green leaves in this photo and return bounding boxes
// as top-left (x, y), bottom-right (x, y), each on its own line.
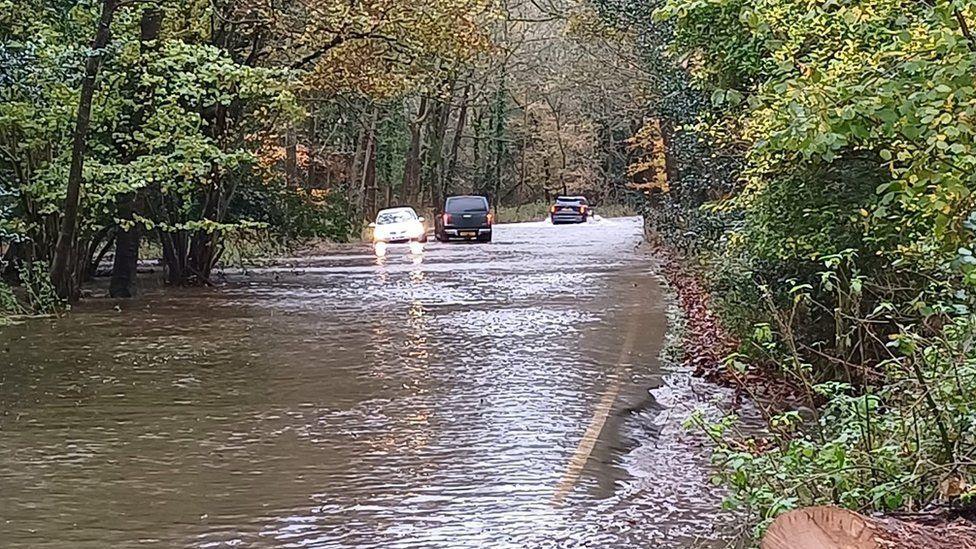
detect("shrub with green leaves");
top-left (697, 309), bottom-right (976, 537)
top-left (0, 279), bottom-right (21, 317)
top-left (687, 244), bottom-right (976, 542)
top-left (19, 261), bottom-right (62, 313)
top-left (0, 261), bottom-right (63, 318)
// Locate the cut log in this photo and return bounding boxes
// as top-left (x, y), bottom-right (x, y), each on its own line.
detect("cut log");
top-left (762, 506), bottom-right (976, 549)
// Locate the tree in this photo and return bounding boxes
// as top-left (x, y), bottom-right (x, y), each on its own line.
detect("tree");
top-left (110, 6), bottom-right (163, 298)
top-left (50, 0), bottom-right (120, 300)
top-left (641, 0), bottom-right (976, 538)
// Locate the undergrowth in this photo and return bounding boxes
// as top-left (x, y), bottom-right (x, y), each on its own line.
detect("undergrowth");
top-left (684, 250), bottom-right (976, 541)
top-left (0, 261), bottom-right (64, 320)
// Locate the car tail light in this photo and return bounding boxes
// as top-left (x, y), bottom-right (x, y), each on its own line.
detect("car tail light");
top-left (486, 213), bottom-right (493, 225)
top-left (550, 205), bottom-right (557, 214)
top-left (443, 213), bottom-right (452, 224)
top-left (580, 205), bottom-right (588, 213)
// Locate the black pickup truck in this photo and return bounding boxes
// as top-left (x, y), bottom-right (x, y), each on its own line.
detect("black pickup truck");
top-left (435, 195), bottom-right (493, 242)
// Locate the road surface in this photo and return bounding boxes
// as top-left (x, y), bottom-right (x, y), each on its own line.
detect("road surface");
top-left (0, 217), bottom-right (734, 547)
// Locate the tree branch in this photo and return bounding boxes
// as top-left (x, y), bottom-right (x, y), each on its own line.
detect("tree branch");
top-left (291, 34), bottom-right (346, 69)
top-left (956, 9), bottom-right (976, 52)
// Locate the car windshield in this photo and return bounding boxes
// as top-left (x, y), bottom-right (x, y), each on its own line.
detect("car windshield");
top-left (446, 197), bottom-right (488, 212)
top-left (376, 210), bottom-right (417, 225)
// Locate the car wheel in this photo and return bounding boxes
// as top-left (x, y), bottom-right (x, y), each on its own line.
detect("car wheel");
top-left (478, 233), bottom-right (492, 243)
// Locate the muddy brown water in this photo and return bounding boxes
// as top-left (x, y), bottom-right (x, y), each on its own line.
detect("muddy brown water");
top-left (0, 217), bottom-right (736, 548)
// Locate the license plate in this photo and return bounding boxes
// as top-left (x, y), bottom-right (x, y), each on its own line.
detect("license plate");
top-left (461, 231), bottom-right (476, 237)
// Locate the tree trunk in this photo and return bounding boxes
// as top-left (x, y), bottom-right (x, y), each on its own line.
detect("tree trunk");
top-left (110, 7), bottom-right (161, 298)
top-left (658, 117), bottom-right (679, 186)
top-left (109, 203), bottom-right (139, 297)
top-left (519, 91), bottom-right (528, 202)
top-left (491, 80), bottom-right (506, 203)
top-left (186, 177), bottom-right (222, 285)
top-left (763, 506), bottom-right (976, 549)
top-left (472, 106), bottom-right (484, 193)
top-left (425, 97), bottom-right (449, 206)
top-left (443, 82), bottom-right (470, 203)
top-left (350, 119), bottom-right (367, 214)
top-left (159, 230), bottom-right (185, 285)
top-left (402, 97), bottom-right (429, 204)
top-left (50, 0), bottom-right (119, 301)
top-left (86, 227), bottom-right (114, 280)
top-left (284, 129), bottom-right (298, 185)
top-left (545, 98), bottom-right (568, 196)
top-left (307, 112), bottom-right (318, 188)
top-left (362, 107), bottom-right (378, 218)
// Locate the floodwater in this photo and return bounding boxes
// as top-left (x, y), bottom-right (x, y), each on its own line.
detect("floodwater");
top-left (0, 217), bottom-right (736, 548)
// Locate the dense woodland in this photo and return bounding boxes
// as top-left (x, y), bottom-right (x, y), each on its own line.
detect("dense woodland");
top-left (7, 0), bottom-right (976, 543)
top-left (0, 0), bottom-right (650, 302)
top-left (633, 0), bottom-right (976, 541)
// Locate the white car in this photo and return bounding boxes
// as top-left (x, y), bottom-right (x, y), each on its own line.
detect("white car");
top-left (370, 207), bottom-right (427, 243)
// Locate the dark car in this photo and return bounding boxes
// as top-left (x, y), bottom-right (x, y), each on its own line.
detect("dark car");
top-left (550, 196), bottom-right (589, 224)
top-left (436, 195), bottom-right (492, 242)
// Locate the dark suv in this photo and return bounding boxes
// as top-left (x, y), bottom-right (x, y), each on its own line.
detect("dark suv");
top-left (436, 195), bottom-right (493, 242)
top-left (550, 196), bottom-right (589, 224)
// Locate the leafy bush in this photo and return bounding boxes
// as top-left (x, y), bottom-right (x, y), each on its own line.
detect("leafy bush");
top-left (0, 280), bottom-right (21, 316)
top-left (0, 261), bottom-right (63, 318)
top-left (231, 180), bottom-right (357, 243)
top-left (696, 312), bottom-right (976, 537)
top-left (627, 3), bottom-right (976, 539)
top-left (688, 248), bottom-right (976, 541)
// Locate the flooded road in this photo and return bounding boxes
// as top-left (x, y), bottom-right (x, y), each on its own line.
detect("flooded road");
top-left (0, 217), bottom-right (734, 548)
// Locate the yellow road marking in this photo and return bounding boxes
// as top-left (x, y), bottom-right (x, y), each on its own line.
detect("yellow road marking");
top-left (552, 323), bottom-right (639, 505)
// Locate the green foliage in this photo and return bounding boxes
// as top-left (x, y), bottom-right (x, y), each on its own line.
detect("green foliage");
top-left (0, 261), bottom-right (64, 317)
top-left (698, 246), bottom-right (765, 335)
top-left (629, 0), bottom-right (976, 539)
top-left (697, 309), bottom-right (976, 539)
top-left (657, 0), bottom-right (976, 274)
top-left (232, 182), bottom-right (357, 243)
top-left (0, 280), bottom-right (21, 316)
top-left (655, 0), bottom-right (771, 90)
top-left (683, 247), bottom-right (976, 541)
top-left (5, 0), bottom-right (645, 295)
top-left (1, 0), bottom-right (508, 290)
top-left (1, 0), bottom-right (316, 285)
top-left (19, 261), bottom-right (62, 313)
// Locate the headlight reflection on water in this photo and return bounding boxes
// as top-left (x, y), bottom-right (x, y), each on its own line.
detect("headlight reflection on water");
top-left (373, 241), bottom-right (425, 261)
